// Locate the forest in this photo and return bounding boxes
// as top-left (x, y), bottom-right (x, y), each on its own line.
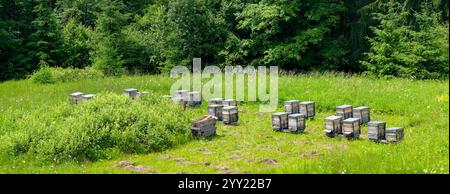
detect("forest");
top-left (0, 0), bottom-right (449, 81)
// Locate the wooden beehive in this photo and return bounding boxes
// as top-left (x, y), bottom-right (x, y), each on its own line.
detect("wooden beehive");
top-left (385, 127), bottom-right (404, 142)
top-left (287, 113), bottom-right (306, 133)
top-left (191, 115), bottom-right (217, 137)
top-left (175, 90), bottom-right (189, 101)
top-left (223, 99), bottom-right (237, 107)
top-left (342, 118), bottom-right (361, 139)
top-left (172, 96), bottom-right (186, 110)
top-left (69, 92), bottom-right (83, 104)
top-left (300, 101), bottom-right (315, 119)
top-left (368, 121), bottom-right (386, 142)
top-left (208, 104), bottom-right (223, 121)
top-left (324, 115), bottom-right (343, 137)
top-left (272, 112), bottom-right (288, 131)
top-left (353, 106), bottom-right (370, 124)
top-left (222, 106), bottom-right (238, 125)
top-left (124, 88), bottom-right (139, 100)
top-left (208, 98), bottom-right (224, 105)
top-left (284, 100), bottom-right (300, 114)
top-left (187, 91), bottom-right (201, 106)
top-left (81, 94), bottom-right (95, 101)
top-left (336, 105), bottom-right (353, 119)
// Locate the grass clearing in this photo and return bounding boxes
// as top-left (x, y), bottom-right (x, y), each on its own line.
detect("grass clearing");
top-left (0, 74), bottom-right (448, 174)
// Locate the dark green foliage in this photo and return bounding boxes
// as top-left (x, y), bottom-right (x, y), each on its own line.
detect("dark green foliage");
top-left (0, 93), bottom-right (192, 162)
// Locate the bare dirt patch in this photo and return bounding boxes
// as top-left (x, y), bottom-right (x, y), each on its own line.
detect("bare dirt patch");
top-left (113, 160), bottom-right (155, 174)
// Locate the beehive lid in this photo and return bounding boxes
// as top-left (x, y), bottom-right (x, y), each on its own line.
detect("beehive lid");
top-left (272, 112), bottom-right (288, 116)
top-left (176, 90), bottom-right (189, 94)
top-left (209, 98), bottom-right (223, 101)
top-left (288, 113), bottom-right (305, 118)
top-left (343, 118), bottom-right (360, 123)
top-left (368, 121), bottom-right (386, 126)
top-left (224, 99), bottom-right (236, 102)
top-left (325, 115), bottom-right (342, 120)
top-left (82, 94), bottom-right (95, 98)
top-left (139, 91), bottom-right (149, 94)
top-left (70, 92), bottom-right (83, 97)
top-left (354, 106), bottom-right (369, 110)
top-left (208, 104), bottom-right (223, 108)
top-left (222, 106), bottom-right (237, 110)
top-left (189, 91), bottom-right (200, 94)
top-left (300, 101), bottom-right (314, 104)
top-left (124, 88), bottom-right (138, 92)
top-left (337, 105), bottom-right (352, 109)
top-left (172, 96), bottom-right (184, 102)
top-left (284, 100), bottom-right (299, 104)
top-left (386, 127), bottom-right (403, 132)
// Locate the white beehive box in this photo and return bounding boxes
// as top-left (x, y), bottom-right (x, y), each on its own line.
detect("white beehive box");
top-left (124, 88), bottom-right (139, 100)
top-left (187, 91), bottom-right (201, 106)
top-left (81, 94), bottom-right (95, 101)
top-left (222, 106), bottom-right (238, 125)
top-left (272, 112), bottom-right (288, 131)
top-left (175, 90), bottom-right (189, 101)
top-left (69, 92), bottom-right (83, 104)
top-left (342, 118), bottom-right (361, 139)
top-left (386, 127), bottom-right (404, 142)
top-left (208, 98), bottom-right (224, 105)
top-left (191, 115), bottom-right (217, 137)
top-left (208, 104), bottom-right (223, 121)
top-left (324, 115), bottom-right (343, 137)
top-left (284, 100), bottom-right (300, 114)
top-left (368, 121), bottom-right (386, 142)
top-left (300, 101), bottom-right (315, 119)
top-left (287, 113), bottom-right (306, 133)
top-left (223, 99), bottom-right (237, 107)
top-left (336, 105), bottom-right (353, 119)
top-left (353, 106), bottom-right (370, 124)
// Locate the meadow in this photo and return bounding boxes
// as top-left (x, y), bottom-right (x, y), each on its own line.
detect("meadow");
top-left (0, 74), bottom-right (448, 174)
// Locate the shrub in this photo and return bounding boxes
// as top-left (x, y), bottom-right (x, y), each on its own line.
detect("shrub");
top-left (0, 93), bottom-right (192, 162)
top-left (30, 67), bottom-right (104, 84)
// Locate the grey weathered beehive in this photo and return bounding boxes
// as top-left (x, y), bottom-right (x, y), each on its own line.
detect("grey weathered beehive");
top-left (287, 113), bottom-right (306, 133)
top-left (222, 106), bottom-right (238, 125)
top-left (385, 127), bottom-right (404, 142)
top-left (336, 105), bottom-right (353, 119)
top-left (223, 99), bottom-right (237, 107)
top-left (272, 112), bottom-right (288, 131)
top-left (175, 90), bottom-right (189, 101)
top-left (187, 91), bottom-right (201, 106)
top-left (69, 92), bottom-right (83, 104)
top-left (208, 104), bottom-right (223, 121)
top-left (368, 121), bottom-right (386, 142)
top-left (324, 115), bottom-right (343, 137)
top-left (81, 94), bottom-right (95, 101)
top-left (342, 118), bottom-right (361, 139)
top-left (300, 101), bottom-right (315, 119)
top-left (172, 96), bottom-right (186, 110)
top-left (124, 88), bottom-right (139, 100)
top-left (353, 106), bottom-right (370, 124)
top-left (191, 115), bottom-right (217, 137)
top-left (209, 98), bottom-right (224, 105)
top-left (284, 100), bottom-right (300, 114)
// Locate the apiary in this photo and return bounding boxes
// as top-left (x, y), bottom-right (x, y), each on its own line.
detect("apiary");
top-left (222, 106), bottom-right (238, 125)
top-left (187, 91), bottom-right (201, 106)
top-left (124, 88), bottom-right (139, 100)
top-left (353, 106), bottom-right (370, 124)
top-left (208, 104), bottom-right (223, 121)
top-left (284, 100), bottom-right (300, 114)
top-left (368, 121), bottom-right (386, 142)
top-left (300, 101), bottom-right (315, 119)
top-left (81, 94), bottom-right (95, 101)
top-left (172, 96), bottom-right (186, 110)
top-left (191, 115), bottom-right (217, 137)
top-left (272, 112), bottom-right (288, 131)
top-left (175, 90), bottom-right (189, 101)
top-left (223, 99), bottom-right (237, 107)
top-left (209, 98), bottom-right (224, 105)
top-left (324, 115), bottom-right (343, 137)
top-left (336, 105), bottom-right (353, 119)
top-left (69, 92), bottom-right (83, 104)
top-left (386, 127), bottom-right (404, 142)
top-left (286, 113), bottom-right (306, 133)
top-left (342, 118), bottom-right (361, 139)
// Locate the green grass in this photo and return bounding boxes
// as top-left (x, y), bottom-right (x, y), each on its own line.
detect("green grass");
top-left (0, 74), bottom-right (448, 174)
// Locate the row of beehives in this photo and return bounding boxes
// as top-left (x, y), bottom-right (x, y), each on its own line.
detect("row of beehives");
top-left (324, 105), bottom-right (403, 143)
top-left (68, 88), bottom-right (148, 104)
